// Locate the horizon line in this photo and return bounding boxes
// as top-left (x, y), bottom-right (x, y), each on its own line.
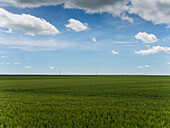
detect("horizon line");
top-left (0, 73), bottom-right (170, 76)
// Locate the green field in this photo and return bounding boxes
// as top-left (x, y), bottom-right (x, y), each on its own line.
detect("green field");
top-left (0, 75), bottom-right (170, 128)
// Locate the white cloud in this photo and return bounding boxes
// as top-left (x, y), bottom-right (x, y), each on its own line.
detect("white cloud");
top-left (0, 8), bottom-right (60, 35)
top-left (5, 28), bottom-right (13, 33)
top-left (1, 56), bottom-right (8, 59)
top-left (0, 38), bottom-right (71, 51)
top-left (138, 66), bottom-right (143, 69)
top-left (0, 0), bottom-right (63, 8)
top-left (0, 0), bottom-right (133, 22)
top-left (2, 0), bottom-right (170, 27)
top-left (129, 0), bottom-right (170, 27)
top-left (135, 32), bottom-right (158, 43)
top-left (112, 50), bottom-right (119, 54)
top-left (49, 66), bottom-right (55, 69)
top-left (14, 62), bottom-right (20, 65)
top-left (6, 62), bottom-right (10, 65)
top-left (135, 46), bottom-right (170, 55)
top-left (25, 33), bottom-right (35, 36)
top-left (25, 66), bottom-right (32, 69)
top-left (167, 62), bottom-right (170, 65)
top-left (0, 28), bottom-right (13, 33)
top-left (114, 41), bottom-right (134, 44)
top-left (138, 65), bottom-right (150, 68)
top-left (65, 19), bottom-right (89, 32)
top-left (145, 65), bottom-right (150, 68)
top-left (92, 37), bottom-right (96, 42)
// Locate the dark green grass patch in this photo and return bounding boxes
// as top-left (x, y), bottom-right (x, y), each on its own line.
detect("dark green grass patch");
top-left (0, 75), bottom-right (169, 127)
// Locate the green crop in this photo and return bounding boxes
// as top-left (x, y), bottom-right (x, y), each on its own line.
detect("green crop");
top-left (0, 75), bottom-right (169, 127)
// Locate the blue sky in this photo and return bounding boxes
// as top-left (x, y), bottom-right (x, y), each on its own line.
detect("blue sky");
top-left (0, 0), bottom-right (170, 75)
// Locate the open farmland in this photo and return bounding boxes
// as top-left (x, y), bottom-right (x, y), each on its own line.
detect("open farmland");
top-left (0, 75), bottom-right (170, 127)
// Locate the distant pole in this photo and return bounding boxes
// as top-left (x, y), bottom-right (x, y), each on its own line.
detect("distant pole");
top-left (59, 69), bottom-right (61, 75)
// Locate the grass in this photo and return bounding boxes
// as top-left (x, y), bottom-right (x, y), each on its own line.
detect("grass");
top-left (0, 75), bottom-right (169, 127)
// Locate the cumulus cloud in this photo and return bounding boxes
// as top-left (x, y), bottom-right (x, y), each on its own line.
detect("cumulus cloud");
top-left (112, 50), bottom-right (119, 54)
top-left (1, 56), bottom-right (8, 58)
top-left (138, 65), bottom-right (150, 68)
top-left (135, 46), bottom-right (170, 55)
top-left (0, 0), bottom-right (63, 8)
top-left (1, 0), bottom-right (170, 26)
top-left (135, 32), bottom-right (158, 43)
top-left (92, 37), bottom-right (96, 42)
top-left (5, 28), bottom-right (13, 33)
top-left (167, 62), bottom-right (170, 65)
top-left (0, 8), bottom-right (60, 35)
top-left (49, 66), bottom-right (55, 69)
top-left (138, 66), bottom-right (143, 69)
top-left (145, 65), bottom-right (150, 68)
top-left (25, 66), bottom-right (32, 69)
top-left (65, 19), bottom-right (89, 32)
top-left (0, 0), bottom-right (133, 23)
top-left (129, 0), bottom-right (170, 27)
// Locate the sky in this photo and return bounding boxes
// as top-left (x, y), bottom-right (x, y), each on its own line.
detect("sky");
top-left (0, 0), bottom-right (170, 75)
